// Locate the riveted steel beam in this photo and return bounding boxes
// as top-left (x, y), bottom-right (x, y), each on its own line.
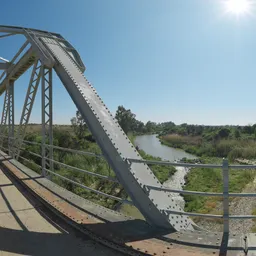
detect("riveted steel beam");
top-left (39, 36), bottom-right (194, 230)
top-left (0, 25), bottom-right (194, 230)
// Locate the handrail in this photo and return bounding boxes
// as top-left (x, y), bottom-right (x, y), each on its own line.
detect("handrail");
top-left (127, 157), bottom-right (256, 169)
top-left (146, 184), bottom-right (256, 197)
top-left (127, 158), bottom-right (222, 168)
top-left (145, 185), bottom-right (223, 196)
top-left (4, 135), bottom-right (256, 168)
top-left (44, 167), bottom-right (133, 205)
top-left (162, 210), bottom-right (256, 219)
top-left (0, 144), bottom-right (129, 204)
top-left (10, 144), bottom-right (118, 183)
top-left (45, 157), bottom-right (118, 183)
top-left (1, 135), bottom-right (105, 159)
top-left (162, 209), bottom-right (222, 219)
top-left (45, 144), bottom-right (104, 158)
top-left (3, 135), bottom-right (256, 233)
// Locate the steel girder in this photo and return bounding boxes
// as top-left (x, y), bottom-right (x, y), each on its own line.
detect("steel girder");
top-left (0, 25), bottom-right (195, 230)
top-left (14, 60), bottom-right (42, 159)
top-left (41, 36), bottom-right (194, 230)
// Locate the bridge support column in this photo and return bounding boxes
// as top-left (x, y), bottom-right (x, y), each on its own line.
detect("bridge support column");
top-left (7, 80), bottom-right (14, 157)
top-left (41, 67), bottom-right (53, 177)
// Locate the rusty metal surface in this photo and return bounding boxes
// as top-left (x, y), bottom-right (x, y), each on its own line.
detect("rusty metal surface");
top-left (0, 153), bottom-right (246, 256)
top-left (0, 165), bottom-right (124, 255)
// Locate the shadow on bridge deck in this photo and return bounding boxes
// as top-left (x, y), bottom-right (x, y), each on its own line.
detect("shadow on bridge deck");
top-left (0, 167), bottom-right (123, 256)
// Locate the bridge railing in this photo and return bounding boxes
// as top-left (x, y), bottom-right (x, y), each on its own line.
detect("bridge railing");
top-left (0, 135), bottom-right (133, 206)
top-left (127, 157), bottom-right (256, 233)
top-left (1, 134), bottom-right (256, 233)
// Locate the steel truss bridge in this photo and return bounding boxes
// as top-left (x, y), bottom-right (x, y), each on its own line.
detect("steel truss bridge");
top-left (0, 25), bottom-right (254, 255)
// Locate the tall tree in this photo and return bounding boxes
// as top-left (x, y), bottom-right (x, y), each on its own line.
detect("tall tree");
top-left (145, 121), bottom-right (157, 133)
top-left (71, 110), bottom-right (88, 143)
top-left (234, 129), bottom-right (240, 139)
top-left (218, 128), bottom-right (230, 139)
top-left (115, 106), bottom-right (137, 134)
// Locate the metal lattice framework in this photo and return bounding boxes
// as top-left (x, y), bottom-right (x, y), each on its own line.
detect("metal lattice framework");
top-left (13, 60), bottom-right (42, 159)
top-left (1, 25), bottom-right (256, 255)
top-left (0, 25), bottom-right (194, 231)
top-left (41, 66), bottom-right (53, 176)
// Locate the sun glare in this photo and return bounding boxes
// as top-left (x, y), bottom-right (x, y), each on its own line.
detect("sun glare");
top-left (225, 0), bottom-right (252, 15)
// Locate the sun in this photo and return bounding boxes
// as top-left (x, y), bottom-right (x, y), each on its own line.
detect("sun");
top-left (224, 0), bottom-right (252, 15)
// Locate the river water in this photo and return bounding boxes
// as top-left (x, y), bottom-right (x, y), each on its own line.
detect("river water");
top-left (135, 134), bottom-right (196, 161)
top-left (135, 134), bottom-right (197, 208)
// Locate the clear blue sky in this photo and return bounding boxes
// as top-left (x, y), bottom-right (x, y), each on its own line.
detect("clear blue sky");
top-left (0, 0), bottom-right (256, 125)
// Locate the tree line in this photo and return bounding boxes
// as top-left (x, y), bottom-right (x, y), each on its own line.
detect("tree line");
top-left (115, 105), bottom-right (256, 140)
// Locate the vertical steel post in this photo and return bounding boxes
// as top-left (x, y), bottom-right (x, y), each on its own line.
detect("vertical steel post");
top-left (0, 89), bottom-right (9, 147)
top-left (8, 80), bottom-right (14, 157)
top-left (222, 158), bottom-right (229, 233)
top-left (41, 67), bottom-right (53, 177)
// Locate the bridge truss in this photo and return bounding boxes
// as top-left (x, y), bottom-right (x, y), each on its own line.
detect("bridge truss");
top-left (0, 25), bottom-right (193, 231)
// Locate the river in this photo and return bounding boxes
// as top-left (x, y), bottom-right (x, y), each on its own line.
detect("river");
top-left (135, 134), bottom-right (197, 208)
top-left (135, 134), bottom-right (196, 161)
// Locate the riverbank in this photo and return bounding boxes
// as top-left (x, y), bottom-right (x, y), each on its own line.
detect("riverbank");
top-left (159, 133), bottom-right (256, 161)
top-left (159, 134), bottom-right (209, 157)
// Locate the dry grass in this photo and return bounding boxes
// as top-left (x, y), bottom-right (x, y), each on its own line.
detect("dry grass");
top-left (162, 134), bottom-right (202, 146)
top-left (22, 124), bottom-right (74, 134)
